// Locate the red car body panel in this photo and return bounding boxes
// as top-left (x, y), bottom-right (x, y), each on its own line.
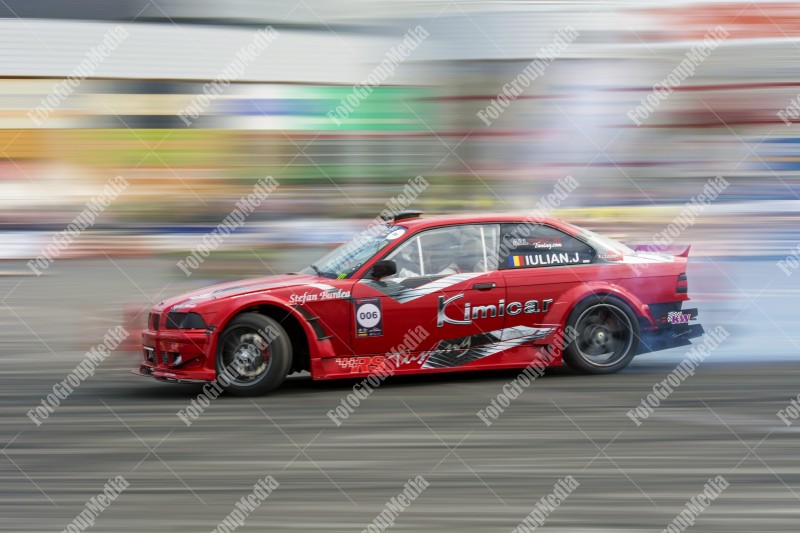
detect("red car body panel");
top-left (135, 214), bottom-right (702, 385)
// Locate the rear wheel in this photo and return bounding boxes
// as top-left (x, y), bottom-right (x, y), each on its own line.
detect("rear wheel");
top-left (215, 313), bottom-right (292, 396)
top-left (563, 296), bottom-right (639, 374)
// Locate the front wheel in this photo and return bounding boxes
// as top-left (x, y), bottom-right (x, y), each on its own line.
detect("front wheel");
top-left (215, 313), bottom-right (292, 396)
top-left (563, 296), bottom-right (639, 374)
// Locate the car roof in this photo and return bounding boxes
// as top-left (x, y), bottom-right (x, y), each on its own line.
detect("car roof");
top-left (394, 213), bottom-right (581, 235)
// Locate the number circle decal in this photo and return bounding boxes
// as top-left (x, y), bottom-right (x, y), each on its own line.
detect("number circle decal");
top-left (354, 297), bottom-right (383, 337)
top-left (357, 304), bottom-right (381, 328)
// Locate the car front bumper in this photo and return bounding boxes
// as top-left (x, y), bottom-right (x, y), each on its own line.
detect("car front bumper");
top-left (133, 327), bottom-right (216, 383)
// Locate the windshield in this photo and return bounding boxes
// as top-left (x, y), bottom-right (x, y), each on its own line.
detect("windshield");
top-left (301, 225), bottom-right (407, 279)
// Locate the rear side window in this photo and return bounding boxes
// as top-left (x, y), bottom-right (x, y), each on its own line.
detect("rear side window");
top-left (499, 224), bottom-right (595, 269)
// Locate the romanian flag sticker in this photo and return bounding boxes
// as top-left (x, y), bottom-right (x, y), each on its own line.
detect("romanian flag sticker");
top-left (509, 255), bottom-right (524, 267)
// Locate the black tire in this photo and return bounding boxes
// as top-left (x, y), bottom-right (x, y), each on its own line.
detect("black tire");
top-left (563, 295), bottom-right (640, 374)
top-left (215, 313), bottom-right (292, 396)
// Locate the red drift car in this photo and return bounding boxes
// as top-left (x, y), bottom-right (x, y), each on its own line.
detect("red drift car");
top-left (134, 212), bottom-right (703, 395)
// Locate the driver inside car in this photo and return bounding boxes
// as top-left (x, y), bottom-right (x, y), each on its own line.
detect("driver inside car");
top-left (386, 227), bottom-right (485, 278)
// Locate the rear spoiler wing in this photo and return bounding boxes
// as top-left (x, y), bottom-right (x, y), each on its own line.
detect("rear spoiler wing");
top-left (632, 244), bottom-right (691, 257)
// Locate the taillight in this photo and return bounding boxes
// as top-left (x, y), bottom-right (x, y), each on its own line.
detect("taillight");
top-left (676, 273), bottom-right (688, 294)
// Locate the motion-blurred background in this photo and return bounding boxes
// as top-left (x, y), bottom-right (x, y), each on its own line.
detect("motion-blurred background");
top-left (2, 2), bottom-right (800, 532)
top-left (2, 0), bottom-right (798, 265)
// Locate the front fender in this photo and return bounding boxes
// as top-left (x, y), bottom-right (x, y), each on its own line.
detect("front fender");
top-left (208, 294), bottom-right (335, 372)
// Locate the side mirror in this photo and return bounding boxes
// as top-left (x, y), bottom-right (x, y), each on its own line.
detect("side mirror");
top-left (370, 260), bottom-right (397, 279)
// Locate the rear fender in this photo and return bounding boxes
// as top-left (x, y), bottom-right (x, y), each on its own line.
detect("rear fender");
top-left (555, 282), bottom-right (655, 330)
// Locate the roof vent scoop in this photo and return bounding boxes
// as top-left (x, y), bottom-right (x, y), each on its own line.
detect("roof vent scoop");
top-left (383, 210), bottom-right (423, 222)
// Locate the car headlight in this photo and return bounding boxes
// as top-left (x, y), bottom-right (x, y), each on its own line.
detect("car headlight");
top-left (165, 311), bottom-right (207, 329)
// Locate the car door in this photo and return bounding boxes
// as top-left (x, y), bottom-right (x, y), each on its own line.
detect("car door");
top-left (348, 224), bottom-right (508, 372)
top-left (498, 223), bottom-right (598, 359)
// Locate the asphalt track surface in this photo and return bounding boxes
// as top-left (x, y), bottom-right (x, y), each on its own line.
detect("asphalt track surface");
top-left (1, 258), bottom-right (799, 532)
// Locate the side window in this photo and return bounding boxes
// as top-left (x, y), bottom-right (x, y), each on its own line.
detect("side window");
top-left (383, 224), bottom-right (500, 279)
top-left (499, 224), bottom-right (595, 269)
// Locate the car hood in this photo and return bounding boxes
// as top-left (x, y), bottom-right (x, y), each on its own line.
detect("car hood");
top-left (157, 273), bottom-right (323, 311)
